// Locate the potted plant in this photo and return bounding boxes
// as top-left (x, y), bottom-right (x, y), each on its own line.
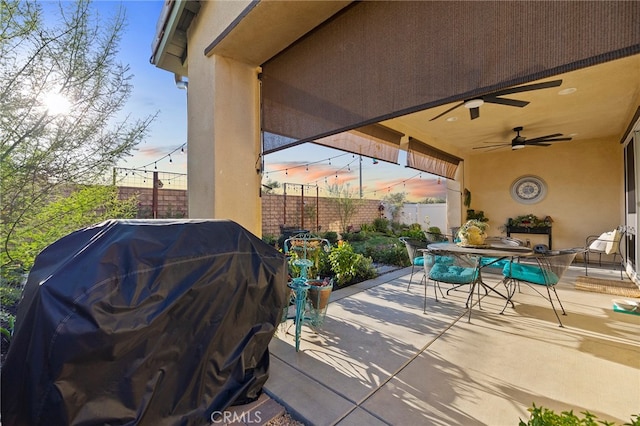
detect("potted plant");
top-left (458, 219), bottom-right (490, 246)
top-left (306, 277), bottom-right (333, 310)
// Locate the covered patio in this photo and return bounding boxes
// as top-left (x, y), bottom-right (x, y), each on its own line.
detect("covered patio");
top-left (266, 266), bottom-right (639, 425)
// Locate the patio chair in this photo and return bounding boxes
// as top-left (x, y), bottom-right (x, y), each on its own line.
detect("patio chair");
top-left (500, 248), bottom-right (584, 327)
top-left (400, 237), bottom-right (430, 290)
top-left (585, 226), bottom-right (625, 279)
top-left (427, 249), bottom-right (479, 304)
top-left (421, 249), bottom-right (453, 311)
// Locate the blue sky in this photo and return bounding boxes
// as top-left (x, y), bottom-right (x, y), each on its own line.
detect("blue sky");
top-left (63, 1), bottom-right (446, 201)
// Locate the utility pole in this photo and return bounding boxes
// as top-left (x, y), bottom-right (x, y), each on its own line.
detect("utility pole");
top-left (359, 155), bottom-right (363, 198)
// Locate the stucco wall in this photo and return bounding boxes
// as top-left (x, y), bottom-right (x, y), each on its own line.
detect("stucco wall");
top-left (465, 137), bottom-right (623, 249)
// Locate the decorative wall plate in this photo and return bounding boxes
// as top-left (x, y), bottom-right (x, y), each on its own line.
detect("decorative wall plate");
top-left (510, 175), bottom-right (547, 204)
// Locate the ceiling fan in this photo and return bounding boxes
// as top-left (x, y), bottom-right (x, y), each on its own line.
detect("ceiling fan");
top-left (473, 126), bottom-right (572, 151)
top-left (430, 79), bottom-right (563, 121)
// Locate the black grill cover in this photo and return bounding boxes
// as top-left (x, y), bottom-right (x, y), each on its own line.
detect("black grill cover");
top-left (1, 219), bottom-right (287, 425)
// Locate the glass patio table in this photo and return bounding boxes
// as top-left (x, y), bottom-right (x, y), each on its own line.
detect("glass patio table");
top-left (424, 242), bottom-right (534, 321)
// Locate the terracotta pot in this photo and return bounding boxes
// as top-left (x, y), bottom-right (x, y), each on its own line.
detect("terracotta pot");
top-left (306, 279), bottom-right (333, 309)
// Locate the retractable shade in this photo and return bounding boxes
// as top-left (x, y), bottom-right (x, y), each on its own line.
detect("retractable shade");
top-left (406, 137), bottom-right (461, 180)
top-left (314, 124), bottom-right (402, 164)
top-left (260, 1), bottom-right (639, 158)
top-left (263, 123), bottom-right (402, 164)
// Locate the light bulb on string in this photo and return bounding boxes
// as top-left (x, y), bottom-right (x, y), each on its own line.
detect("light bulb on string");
top-left (169, 155), bottom-right (173, 163)
top-left (285, 169), bottom-right (288, 175)
top-left (154, 162), bottom-right (157, 170)
top-left (306, 164), bottom-right (308, 172)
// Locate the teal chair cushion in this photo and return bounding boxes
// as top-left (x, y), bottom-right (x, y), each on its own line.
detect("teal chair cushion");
top-left (429, 263), bottom-right (477, 284)
top-left (502, 263), bottom-right (559, 286)
top-left (425, 255), bottom-right (455, 267)
top-left (413, 257), bottom-right (425, 266)
top-left (480, 257), bottom-right (509, 268)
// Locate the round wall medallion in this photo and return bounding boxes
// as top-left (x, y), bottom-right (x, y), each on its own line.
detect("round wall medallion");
top-left (510, 175), bottom-right (547, 204)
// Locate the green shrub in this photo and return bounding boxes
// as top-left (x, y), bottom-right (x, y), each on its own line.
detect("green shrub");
top-left (390, 221), bottom-right (405, 233)
top-left (364, 244), bottom-right (409, 266)
top-left (0, 285), bottom-right (22, 307)
top-left (343, 231), bottom-right (366, 242)
top-left (519, 403), bottom-right (639, 426)
top-left (372, 218), bottom-right (389, 233)
top-left (352, 254), bottom-right (378, 282)
top-left (262, 234), bottom-right (278, 247)
top-left (322, 231), bottom-right (339, 245)
top-left (399, 227), bottom-right (426, 241)
top-left (360, 223), bottom-right (375, 232)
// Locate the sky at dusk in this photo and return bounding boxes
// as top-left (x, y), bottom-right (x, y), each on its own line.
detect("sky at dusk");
top-left (46, 0), bottom-right (446, 201)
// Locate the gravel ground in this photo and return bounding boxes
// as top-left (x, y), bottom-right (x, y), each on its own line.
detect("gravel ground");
top-left (265, 412), bottom-right (305, 426)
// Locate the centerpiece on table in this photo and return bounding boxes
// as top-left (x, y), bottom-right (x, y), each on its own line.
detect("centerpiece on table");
top-left (457, 219), bottom-right (489, 247)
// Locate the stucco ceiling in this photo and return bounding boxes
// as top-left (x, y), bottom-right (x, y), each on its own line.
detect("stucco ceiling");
top-left (382, 54), bottom-right (640, 156)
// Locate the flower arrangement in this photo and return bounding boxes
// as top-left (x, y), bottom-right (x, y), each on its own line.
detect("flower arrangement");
top-left (507, 214), bottom-right (553, 228)
top-left (457, 219), bottom-right (490, 246)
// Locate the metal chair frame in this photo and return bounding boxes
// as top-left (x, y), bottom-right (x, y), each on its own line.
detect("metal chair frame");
top-left (501, 248), bottom-right (583, 327)
top-left (584, 226), bottom-right (626, 280)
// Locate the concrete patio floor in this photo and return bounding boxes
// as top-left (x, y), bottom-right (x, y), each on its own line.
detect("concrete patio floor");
top-left (264, 264), bottom-right (640, 425)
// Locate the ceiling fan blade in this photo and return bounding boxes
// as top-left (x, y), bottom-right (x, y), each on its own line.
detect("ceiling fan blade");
top-left (539, 137), bottom-right (573, 143)
top-left (483, 96), bottom-right (529, 108)
top-left (488, 79), bottom-right (563, 97)
top-left (473, 143), bottom-right (509, 149)
top-left (429, 101), bottom-right (465, 121)
top-left (525, 142), bottom-right (552, 147)
top-left (525, 133), bottom-right (562, 143)
top-left (469, 107), bottom-right (480, 120)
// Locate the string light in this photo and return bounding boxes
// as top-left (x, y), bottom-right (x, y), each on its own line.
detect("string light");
top-left (133, 143), bottom-right (187, 170)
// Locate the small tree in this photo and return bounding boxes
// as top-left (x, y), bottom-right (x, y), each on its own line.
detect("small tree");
top-left (382, 192), bottom-right (407, 222)
top-left (262, 179), bottom-right (280, 194)
top-left (1, 0), bottom-right (155, 275)
top-left (326, 183), bottom-right (362, 235)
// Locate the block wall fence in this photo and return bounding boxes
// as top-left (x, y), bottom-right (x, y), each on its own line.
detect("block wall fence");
top-left (117, 188), bottom-right (385, 235)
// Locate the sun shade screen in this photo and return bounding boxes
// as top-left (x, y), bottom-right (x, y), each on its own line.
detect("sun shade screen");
top-left (314, 124), bottom-right (402, 164)
top-left (263, 131), bottom-right (299, 154)
top-left (261, 1), bottom-right (640, 144)
top-left (407, 137), bottom-right (461, 179)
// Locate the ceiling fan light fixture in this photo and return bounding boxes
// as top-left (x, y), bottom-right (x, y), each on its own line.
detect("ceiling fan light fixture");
top-left (512, 144), bottom-right (526, 150)
top-left (464, 99), bottom-right (484, 109)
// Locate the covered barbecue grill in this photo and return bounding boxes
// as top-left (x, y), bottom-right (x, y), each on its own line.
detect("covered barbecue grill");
top-left (1, 219), bottom-right (287, 425)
